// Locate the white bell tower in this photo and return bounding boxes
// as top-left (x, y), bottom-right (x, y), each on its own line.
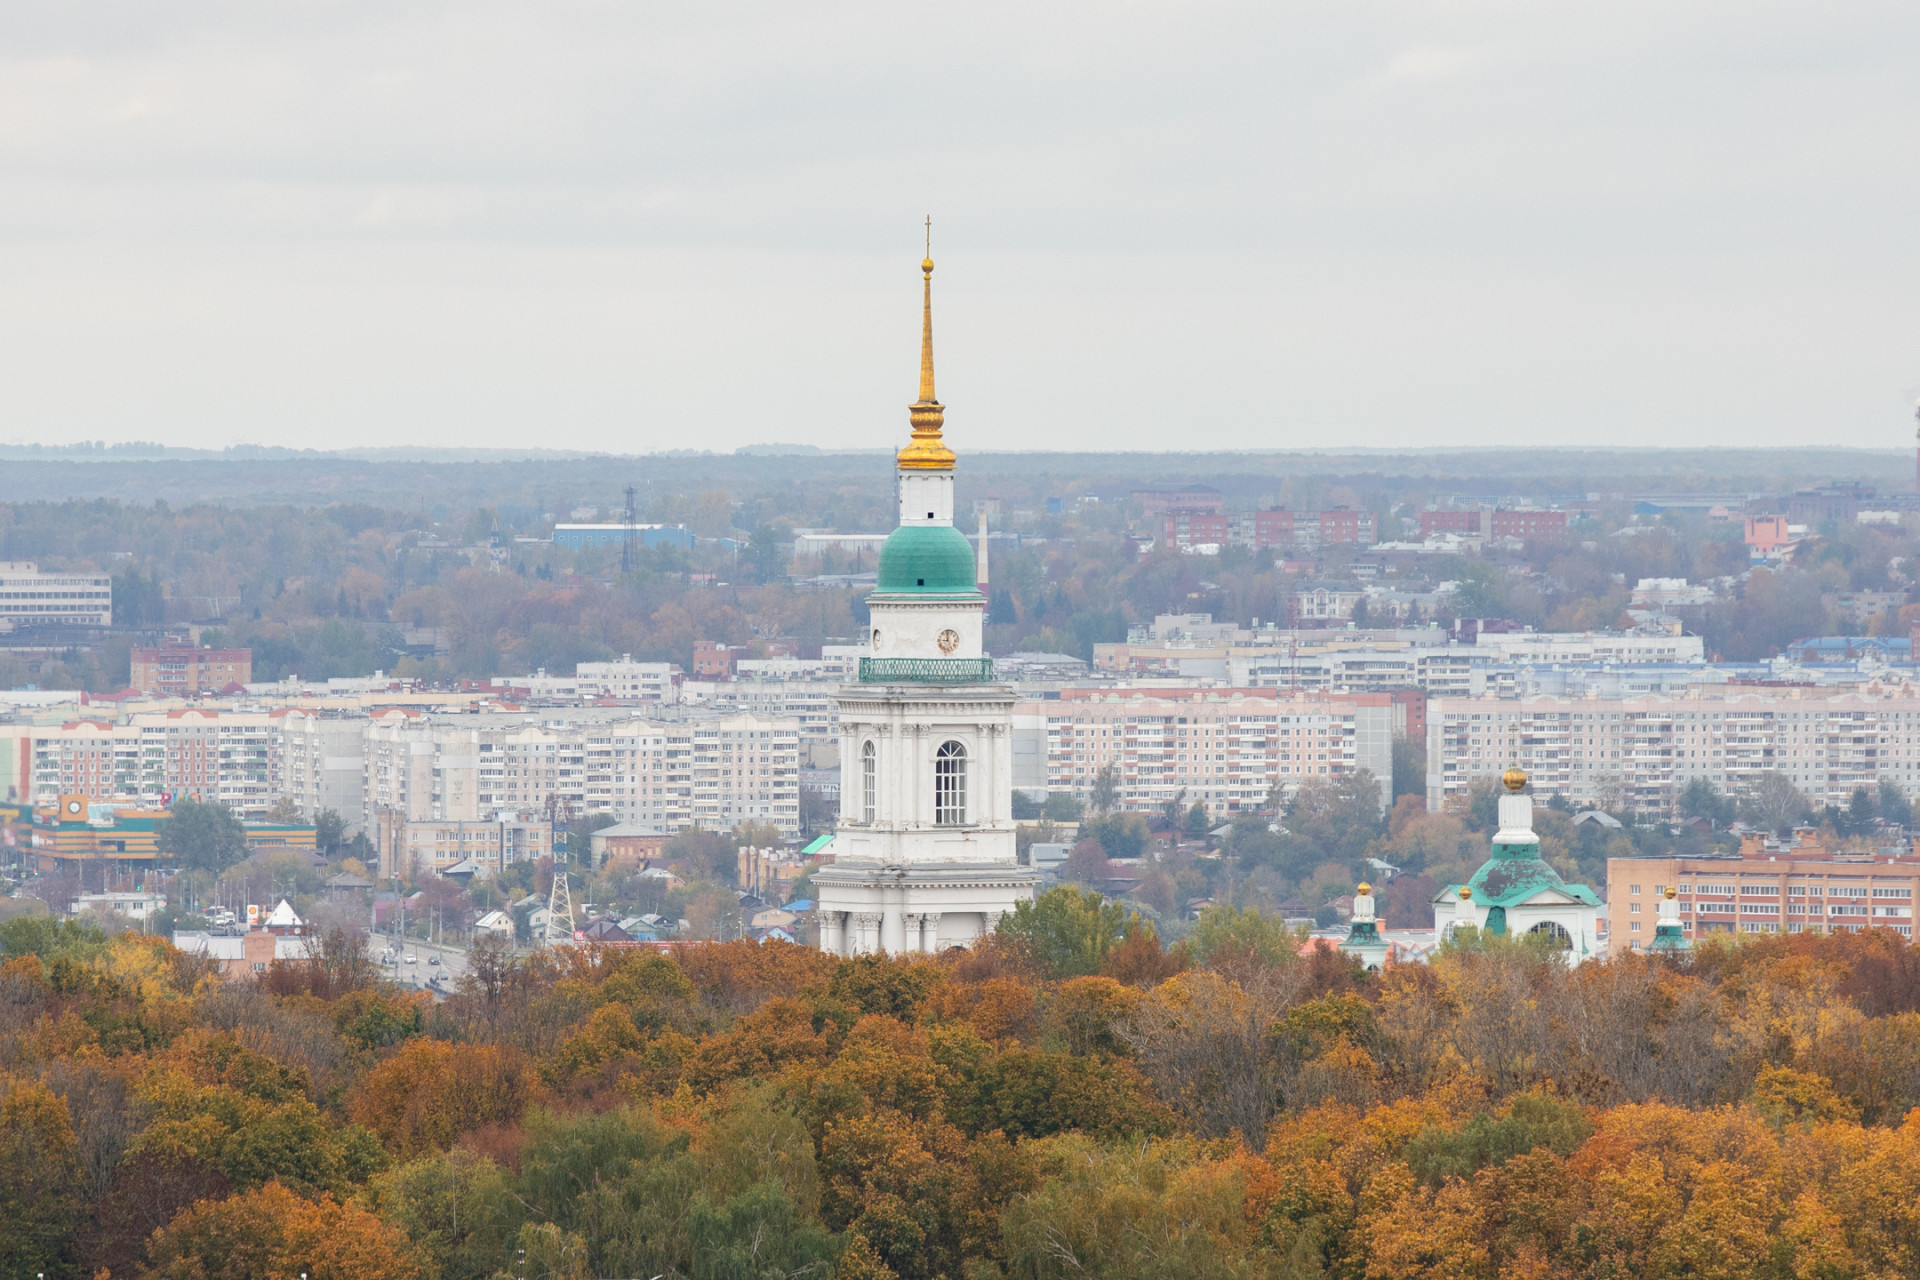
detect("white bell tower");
top-left (813, 233), bottom-right (1039, 955)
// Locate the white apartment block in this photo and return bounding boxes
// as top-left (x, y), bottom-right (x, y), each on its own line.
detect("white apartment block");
top-left (709, 680), bottom-right (839, 761)
top-left (734, 644), bottom-right (869, 683)
top-left (0, 561), bottom-right (112, 628)
top-left (1016, 690), bottom-right (1394, 818)
top-left (1429, 691), bottom-right (1920, 816)
top-left (367, 708), bottom-right (800, 846)
top-left (581, 721), bottom-right (691, 829)
top-left (689, 714), bottom-right (800, 831)
top-left (575, 656), bottom-right (680, 701)
top-left (278, 710), bottom-right (366, 829)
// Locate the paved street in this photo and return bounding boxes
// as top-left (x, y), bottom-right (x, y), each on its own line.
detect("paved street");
top-left (368, 933), bottom-right (472, 998)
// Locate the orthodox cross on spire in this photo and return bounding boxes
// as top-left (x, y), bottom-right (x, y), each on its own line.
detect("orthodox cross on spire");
top-left (898, 216), bottom-right (955, 471)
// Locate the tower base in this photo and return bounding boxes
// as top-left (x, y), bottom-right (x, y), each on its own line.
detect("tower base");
top-left (813, 862), bottom-right (1039, 955)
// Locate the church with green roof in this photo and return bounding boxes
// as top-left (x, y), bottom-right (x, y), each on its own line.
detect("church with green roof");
top-left (1431, 767), bottom-right (1603, 960)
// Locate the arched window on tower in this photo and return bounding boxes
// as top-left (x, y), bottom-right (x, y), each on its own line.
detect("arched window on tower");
top-left (861, 740), bottom-right (877, 823)
top-left (935, 740), bottom-right (968, 825)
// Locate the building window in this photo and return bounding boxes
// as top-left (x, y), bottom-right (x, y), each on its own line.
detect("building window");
top-left (935, 740), bottom-right (968, 826)
top-left (861, 740), bottom-right (877, 823)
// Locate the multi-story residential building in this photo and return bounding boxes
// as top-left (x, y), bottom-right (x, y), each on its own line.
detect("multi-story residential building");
top-left (0, 561), bottom-right (112, 628)
top-left (277, 710), bottom-right (367, 829)
top-left (1292, 583), bottom-right (1366, 624)
top-left (374, 814), bottom-right (555, 880)
top-left (735, 644), bottom-right (869, 682)
top-left (16, 709), bottom-right (283, 815)
top-left (1418, 508), bottom-right (1569, 540)
top-left (575, 656), bottom-right (680, 701)
top-left (1160, 508), bottom-right (1378, 553)
top-left (1102, 620), bottom-right (1704, 691)
top-left (1608, 847), bottom-right (1920, 947)
top-left (710, 680), bottom-right (840, 762)
top-left (581, 720), bottom-right (689, 829)
top-left (140, 708), bottom-right (280, 814)
top-left (1016, 689), bottom-right (1394, 818)
top-left (1132, 485), bottom-right (1225, 516)
top-left (689, 714), bottom-right (800, 830)
top-left (130, 645), bottom-right (253, 695)
top-left (1428, 691), bottom-right (1920, 816)
top-left (26, 720), bottom-right (139, 804)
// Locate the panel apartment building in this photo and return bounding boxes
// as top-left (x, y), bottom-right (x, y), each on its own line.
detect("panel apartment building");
top-left (1015, 688), bottom-right (1395, 818)
top-left (1428, 691), bottom-right (1920, 816)
top-left (9, 708), bottom-right (282, 816)
top-left (361, 707), bottom-right (801, 876)
top-left (1607, 846), bottom-right (1920, 948)
top-left (0, 561), bottom-right (112, 627)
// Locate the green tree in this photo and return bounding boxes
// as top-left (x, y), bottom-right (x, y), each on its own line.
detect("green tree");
top-left (1042, 791), bottom-right (1084, 822)
top-left (1081, 812), bottom-right (1148, 860)
top-left (1187, 903), bottom-right (1300, 967)
top-left (158, 799), bottom-right (249, 875)
top-left (1879, 777), bottom-right (1914, 830)
top-left (1090, 766), bottom-right (1120, 814)
top-left (1285, 769), bottom-right (1385, 860)
top-left (744, 523), bottom-right (789, 584)
top-left (315, 807), bottom-right (347, 856)
top-left (1391, 736), bottom-right (1426, 802)
top-left (1184, 803), bottom-right (1211, 839)
top-left (1679, 778), bottom-right (1734, 826)
top-left (0, 1079), bottom-right (84, 1279)
top-left (998, 886), bottom-right (1132, 979)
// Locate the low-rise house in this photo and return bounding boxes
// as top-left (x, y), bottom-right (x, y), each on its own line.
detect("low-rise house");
top-left (173, 928), bottom-right (313, 979)
top-left (73, 890), bottom-right (165, 921)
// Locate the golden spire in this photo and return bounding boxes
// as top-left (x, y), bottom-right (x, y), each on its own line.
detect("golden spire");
top-left (897, 215), bottom-right (956, 471)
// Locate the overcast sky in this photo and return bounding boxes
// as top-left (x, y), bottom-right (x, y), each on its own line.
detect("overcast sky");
top-left (0, 2), bottom-right (1914, 455)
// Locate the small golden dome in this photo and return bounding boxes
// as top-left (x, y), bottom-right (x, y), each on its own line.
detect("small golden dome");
top-left (1459, 885), bottom-right (1474, 900)
top-left (1665, 886), bottom-right (1677, 899)
top-left (1356, 882), bottom-right (1371, 896)
top-left (922, 257), bottom-right (935, 273)
top-left (1502, 767), bottom-right (1528, 793)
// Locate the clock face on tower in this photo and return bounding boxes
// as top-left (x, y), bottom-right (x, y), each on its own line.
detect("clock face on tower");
top-left (937, 628), bottom-right (960, 654)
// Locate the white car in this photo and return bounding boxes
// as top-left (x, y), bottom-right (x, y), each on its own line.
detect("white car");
top-left (403, 954), bottom-right (417, 964)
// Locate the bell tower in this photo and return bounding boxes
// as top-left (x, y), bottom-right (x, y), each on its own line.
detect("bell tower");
top-left (813, 226), bottom-right (1039, 956)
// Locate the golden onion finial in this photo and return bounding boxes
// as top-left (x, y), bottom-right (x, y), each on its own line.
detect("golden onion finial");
top-left (1502, 766), bottom-right (1528, 793)
top-left (1459, 885), bottom-right (1474, 900)
top-left (1665, 886), bottom-right (1677, 899)
top-left (1356, 882), bottom-right (1371, 896)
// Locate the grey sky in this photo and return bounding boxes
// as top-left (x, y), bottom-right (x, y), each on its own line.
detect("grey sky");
top-left (0, 2), bottom-right (1914, 454)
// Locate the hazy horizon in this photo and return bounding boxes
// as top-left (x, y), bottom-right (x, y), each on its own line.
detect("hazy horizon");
top-left (0, 2), bottom-right (1915, 455)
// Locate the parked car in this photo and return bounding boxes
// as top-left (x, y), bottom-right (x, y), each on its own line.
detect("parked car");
top-left (428, 955), bottom-right (441, 966)
top-left (404, 954), bottom-right (417, 964)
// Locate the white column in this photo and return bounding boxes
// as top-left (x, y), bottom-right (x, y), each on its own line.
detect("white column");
top-left (902, 912), bottom-right (925, 954)
top-left (820, 910), bottom-right (845, 955)
top-left (852, 912), bottom-right (881, 955)
top-left (920, 912), bottom-right (942, 952)
top-left (881, 904), bottom-right (908, 955)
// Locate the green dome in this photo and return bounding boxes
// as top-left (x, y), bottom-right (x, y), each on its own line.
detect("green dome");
top-left (875, 524), bottom-right (979, 595)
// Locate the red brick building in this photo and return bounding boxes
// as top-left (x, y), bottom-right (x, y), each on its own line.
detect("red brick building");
top-left (1418, 509), bottom-right (1568, 539)
top-left (130, 646), bottom-right (252, 695)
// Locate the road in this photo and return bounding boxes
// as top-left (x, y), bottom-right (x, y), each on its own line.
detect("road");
top-left (368, 933), bottom-right (472, 999)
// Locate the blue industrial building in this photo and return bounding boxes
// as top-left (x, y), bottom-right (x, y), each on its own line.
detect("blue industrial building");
top-left (552, 523), bottom-right (695, 551)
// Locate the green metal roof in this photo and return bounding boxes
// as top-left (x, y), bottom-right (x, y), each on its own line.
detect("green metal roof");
top-left (801, 833), bottom-right (835, 856)
top-left (1460, 839), bottom-right (1602, 909)
top-left (875, 524), bottom-right (979, 595)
